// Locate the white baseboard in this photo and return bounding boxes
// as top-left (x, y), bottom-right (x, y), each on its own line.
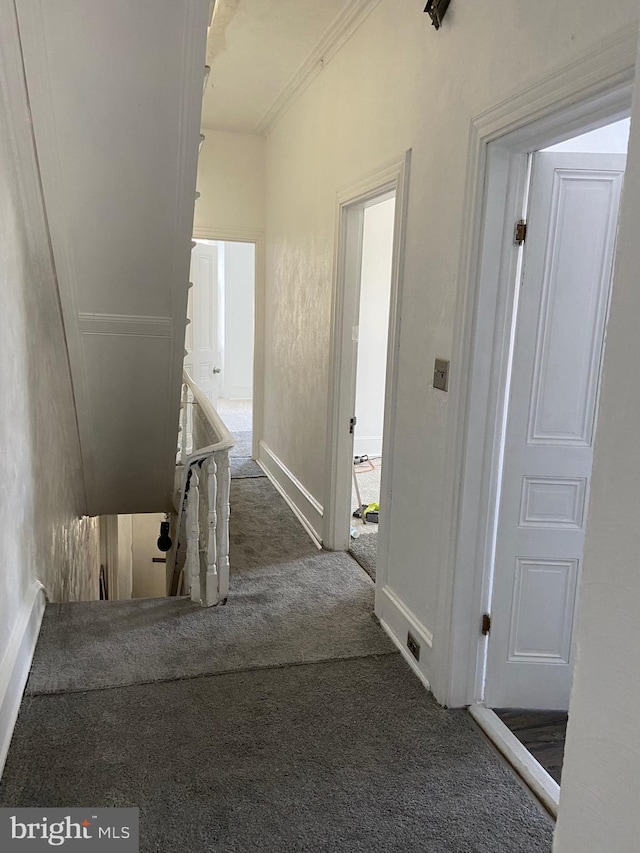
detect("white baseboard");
top-left (376, 583), bottom-right (433, 688)
top-left (469, 704), bottom-right (560, 817)
top-left (257, 440), bottom-right (323, 548)
top-left (0, 580), bottom-right (46, 779)
top-left (353, 436), bottom-right (383, 457)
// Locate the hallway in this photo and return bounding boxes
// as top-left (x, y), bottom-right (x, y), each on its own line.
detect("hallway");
top-left (1, 478), bottom-right (553, 851)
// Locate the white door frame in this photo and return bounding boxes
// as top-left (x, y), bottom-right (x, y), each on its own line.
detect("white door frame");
top-left (434, 28), bottom-right (637, 710)
top-left (324, 152), bottom-right (411, 562)
top-left (192, 227), bottom-right (264, 460)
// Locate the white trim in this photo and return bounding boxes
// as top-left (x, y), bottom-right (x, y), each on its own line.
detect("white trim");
top-left (379, 618), bottom-right (432, 693)
top-left (433, 22), bottom-right (638, 709)
top-left (469, 704), bottom-right (560, 817)
top-left (78, 313), bottom-right (173, 338)
top-left (255, 0), bottom-right (382, 136)
top-left (190, 228), bottom-right (265, 463)
top-left (258, 441), bottom-right (324, 549)
top-left (324, 152), bottom-right (411, 564)
top-left (376, 584), bottom-right (433, 688)
top-left (192, 227), bottom-right (263, 242)
top-left (0, 581), bottom-right (46, 779)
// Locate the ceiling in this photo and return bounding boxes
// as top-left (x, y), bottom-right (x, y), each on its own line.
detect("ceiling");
top-left (202, 0), bottom-right (352, 133)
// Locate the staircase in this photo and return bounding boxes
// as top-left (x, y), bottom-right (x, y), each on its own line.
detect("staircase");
top-left (14, 0), bottom-right (214, 516)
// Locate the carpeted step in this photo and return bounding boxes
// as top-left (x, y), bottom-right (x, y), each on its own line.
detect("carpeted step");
top-left (26, 552), bottom-right (394, 695)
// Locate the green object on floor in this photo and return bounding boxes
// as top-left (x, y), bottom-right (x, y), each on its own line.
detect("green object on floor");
top-left (353, 502), bottom-right (380, 523)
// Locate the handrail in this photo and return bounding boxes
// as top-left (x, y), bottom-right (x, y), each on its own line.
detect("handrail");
top-left (172, 369), bottom-right (235, 524)
top-left (182, 368), bottom-right (234, 454)
top-left (168, 370), bottom-right (235, 603)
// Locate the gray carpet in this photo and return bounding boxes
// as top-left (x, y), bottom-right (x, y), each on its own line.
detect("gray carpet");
top-left (349, 532), bottom-right (377, 581)
top-left (2, 655), bottom-right (552, 852)
top-left (229, 477), bottom-right (318, 570)
top-left (229, 430), bottom-right (253, 457)
top-left (26, 478), bottom-right (391, 695)
top-left (230, 457), bottom-right (266, 479)
top-left (26, 553), bottom-right (393, 695)
top-left (4, 469), bottom-right (553, 851)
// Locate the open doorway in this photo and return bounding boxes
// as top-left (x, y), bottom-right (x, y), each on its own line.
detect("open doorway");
top-left (349, 197), bottom-right (395, 580)
top-left (467, 116), bottom-right (629, 807)
top-left (324, 153), bottom-right (410, 568)
top-left (186, 239), bottom-right (256, 453)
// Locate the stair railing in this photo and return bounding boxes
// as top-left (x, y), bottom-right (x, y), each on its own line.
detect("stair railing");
top-left (169, 369), bottom-right (234, 606)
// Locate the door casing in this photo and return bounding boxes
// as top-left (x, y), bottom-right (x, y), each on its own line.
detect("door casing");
top-left (437, 31), bottom-right (636, 709)
top-left (323, 151), bottom-right (411, 577)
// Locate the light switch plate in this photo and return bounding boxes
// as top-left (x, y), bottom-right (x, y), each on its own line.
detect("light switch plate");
top-left (433, 358), bottom-right (449, 392)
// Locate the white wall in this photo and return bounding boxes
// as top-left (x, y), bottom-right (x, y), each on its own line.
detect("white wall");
top-left (545, 117), bottom-right (631, 153)
top-left (0, 0), bottom-right (99, 644)
top-left (195, 130), bottom-right (265, 236)
top-left (221, 241), bottom-right (255, 399)
top-left (553, 33), bottom-right (640, 853)
top-left (99, 515), bottom-right (133, 601)
top-left (354, 198), bottom-right (395, 457)
top-left (261, 0), bottom-right (639, 684)
top-left (0, 1), bottom-right (99, 771)
top-left (131, 513), bottom-right (167, 599)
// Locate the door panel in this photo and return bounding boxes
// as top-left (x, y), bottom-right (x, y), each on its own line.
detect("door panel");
top-left (485, 152), bottom-right (625, 710)
top-left (185, 241), bottom-right (220, 406)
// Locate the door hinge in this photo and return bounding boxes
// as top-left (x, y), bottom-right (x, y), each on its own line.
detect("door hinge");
top-left (349, 416), bottom-right (357, 434)
top-left (481, 613), bottom-right (491, 635)
top-left (514, 219), bottom-right (527, 245)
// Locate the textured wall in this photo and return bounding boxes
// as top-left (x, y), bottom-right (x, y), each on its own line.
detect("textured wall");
top-left (0, 1), bottom-right (98, 660)
top-left (263, 0), bottom-right (639, 651)
top-left (195, 129), bottom-right (265, 236)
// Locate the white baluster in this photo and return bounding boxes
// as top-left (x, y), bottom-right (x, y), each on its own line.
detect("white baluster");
top-left (203, 455), bottom-right (219, 606)
top-left (180, 382), bottom-right (188, 465)
top-left (186, 387), bottom-right (194, 456)
top-left (187, 467), bottom-right (201, 604)
top-left (215, 449), bottom-right (231, 604)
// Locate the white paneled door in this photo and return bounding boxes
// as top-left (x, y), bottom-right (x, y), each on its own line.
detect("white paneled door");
top-left (185, 241), bottom-right (221, 407)
top-left (485, 152), bottom-right (626, 710)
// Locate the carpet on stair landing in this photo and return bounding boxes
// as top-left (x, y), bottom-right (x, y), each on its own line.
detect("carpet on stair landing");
top-left (2, 655), bottom-right (553, 853)
top-left (26, 477), bottom-right (393, 695)
top-left (6, 472), bottom-right (554, 853)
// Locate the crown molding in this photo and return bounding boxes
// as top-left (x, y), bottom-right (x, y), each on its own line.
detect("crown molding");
top-left (255, 0), bottom-right (382, 136)
top-left (472, 21), bottom-right (638, 143)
